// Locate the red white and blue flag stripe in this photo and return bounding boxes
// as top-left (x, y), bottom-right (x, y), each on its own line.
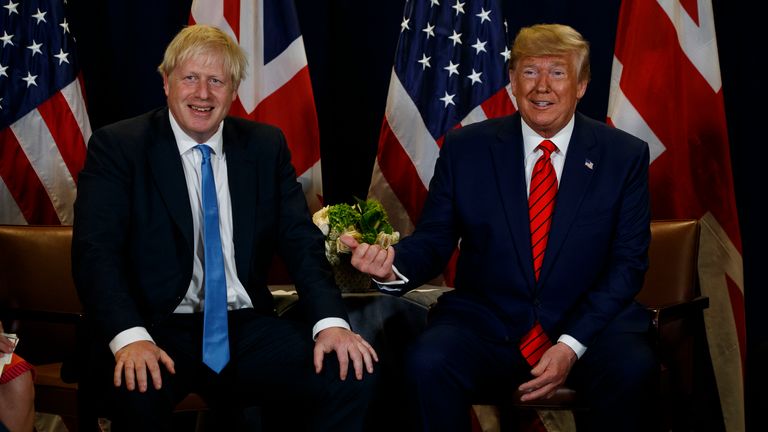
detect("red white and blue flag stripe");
top-left (191, 0), bottom-right (322, 210)
top-left (0, 0), bottom-right (90, 225)
top-left (369, 0), bottom-right (515, 235)
top-left (608, 1), bottom-right (744, 429)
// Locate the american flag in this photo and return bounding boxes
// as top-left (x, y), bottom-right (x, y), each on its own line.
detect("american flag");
top-left (608, 0), bottom-right (744, 429)
top-left (0, 0), bottom-right (90, 225)
top-left (369, 0), bottom-right (515, 236)
top-left (190, 0), bottom-right (322, 211)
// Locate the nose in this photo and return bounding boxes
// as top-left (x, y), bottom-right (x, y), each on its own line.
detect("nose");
top-left (194, 81), bottom-right (209, 99)
top-left (535, 74), bottom-right (550, 93)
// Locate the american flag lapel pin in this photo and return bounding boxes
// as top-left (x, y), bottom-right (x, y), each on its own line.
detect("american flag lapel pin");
top-left (584, 159), bottom-right (594, 170)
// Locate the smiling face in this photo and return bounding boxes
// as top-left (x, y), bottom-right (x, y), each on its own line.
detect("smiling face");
top-left (510, 53), bottom-right (588, 138)
top-left (163, 51), bottom-right (237, 143)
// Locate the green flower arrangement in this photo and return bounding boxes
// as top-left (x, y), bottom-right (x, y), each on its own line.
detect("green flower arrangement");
top-left (312, 198), bottom-right (400, 265)
top-left (312, 198), bottom-right (400, 291)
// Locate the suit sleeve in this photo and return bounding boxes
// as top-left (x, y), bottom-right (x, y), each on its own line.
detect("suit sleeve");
top-left (270, 132), bottom-right (349, 323)
top-left (391, 135), bottom-right (462, 291)
top-left (561, 142), bottom-right (651, 346)
top-left (72, 130), bottom-right (146, 343)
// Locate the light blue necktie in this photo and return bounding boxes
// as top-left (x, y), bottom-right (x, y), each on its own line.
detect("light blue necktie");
top-left (197, 144), bottom-right (230, 373)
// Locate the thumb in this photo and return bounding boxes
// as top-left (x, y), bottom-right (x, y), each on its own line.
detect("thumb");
top-left (339, 234), bottom-right (360, 250)
top-left (530, 356), bottom-right (549, 377)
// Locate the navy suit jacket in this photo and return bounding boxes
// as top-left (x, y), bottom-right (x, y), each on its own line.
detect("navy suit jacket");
top-left (72, 108), bottom-right (346, 344)
top-left (393, 112), bottom-right (651, 346)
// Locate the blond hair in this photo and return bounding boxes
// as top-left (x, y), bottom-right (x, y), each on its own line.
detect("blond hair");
top-left (510, 24), bottom-right (590, 83)
top-left (158, 24), bottom-right (247, 88)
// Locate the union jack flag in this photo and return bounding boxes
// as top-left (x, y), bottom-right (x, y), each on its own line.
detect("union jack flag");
top-left (369, 0), bottom-right (515, 236)
top-left (0, 0), bottom-right (90, 224)
top-left (190, 0), bottom-right (322, 210)
top-left (608, 0), bottom-right (743, 429)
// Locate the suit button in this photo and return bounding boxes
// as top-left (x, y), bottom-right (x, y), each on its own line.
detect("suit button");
top-left (533, 298), bottom-right (541, 307)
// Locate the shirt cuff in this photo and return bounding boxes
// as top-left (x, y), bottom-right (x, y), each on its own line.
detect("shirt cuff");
top-left (557, 334), bottom-right (587, 359)
top-left (312, 317), bottom-right (351, 340)
top-left (374, 265), bottom-right (408, 293)
top-left (109, 326), bottom-right (154, 355)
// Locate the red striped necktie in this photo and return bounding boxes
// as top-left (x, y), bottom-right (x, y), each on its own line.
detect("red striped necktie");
top-left (521, 139), bottom-right (558, 366)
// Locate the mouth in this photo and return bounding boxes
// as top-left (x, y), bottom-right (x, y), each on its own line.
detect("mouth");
top-left (189, 105), bottom-right (214, 113)
top-left (532, 100), bottom-right (553, 108)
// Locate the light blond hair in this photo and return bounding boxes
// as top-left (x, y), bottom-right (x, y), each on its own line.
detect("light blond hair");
top-left (510, 24), bottom-right (590, 83)
top-left (158, 24), bottom-right (247, 89)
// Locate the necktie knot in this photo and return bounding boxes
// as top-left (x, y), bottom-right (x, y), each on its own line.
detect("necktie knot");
top-left (537, 140), bottom-right (557, 159)
top-left (196, 144), bottom-right (212, 162)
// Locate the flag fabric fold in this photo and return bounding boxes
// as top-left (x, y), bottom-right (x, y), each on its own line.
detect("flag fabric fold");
top-left (190, 0), bottom-right (322, 210)
top-left (369, 0), bottom-right (515, 237)
top-left (0, 0), bottom-right (90, 225)
top-left (608, 1), bottom-right (744, 430)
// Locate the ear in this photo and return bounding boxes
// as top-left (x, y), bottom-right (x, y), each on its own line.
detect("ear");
top-left (162, 73), bottom-right (170, 97)
top-left (576, 79), bottom-right (588, 100)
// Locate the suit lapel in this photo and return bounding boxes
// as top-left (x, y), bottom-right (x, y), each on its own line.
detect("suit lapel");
top-left (223, 121), bottom-right (259, 282)
top-left (147, 110), bottom-right (194, 252)
top-left (539, 113), bottom-right (598, 284)
top-left (491, 114), bottom-right (536, 290)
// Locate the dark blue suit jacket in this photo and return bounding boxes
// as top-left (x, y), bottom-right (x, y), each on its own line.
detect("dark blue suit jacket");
top-left (72, 108), bottom-right (346, 344)
top-left (393, 112), bottom-right (651, 346)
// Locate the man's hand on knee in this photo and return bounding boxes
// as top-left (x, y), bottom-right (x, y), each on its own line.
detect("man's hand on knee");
top-left (313, 327), bottom-right (378, 381)
top-left (518, 342), bottom-right (577, 401)
top-left (114, 340), bottom-right (176, 392)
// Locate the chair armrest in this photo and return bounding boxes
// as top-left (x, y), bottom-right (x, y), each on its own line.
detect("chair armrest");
top-left (648, 296), bottom-right (709, 328)
top-left (1, 308), bottom-right (84, 325)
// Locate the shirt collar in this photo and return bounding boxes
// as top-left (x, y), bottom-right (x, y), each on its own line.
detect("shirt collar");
top-left (521, 114), bottom-right (575, 158)
top-left (168, 110), bottom-right (224, 157)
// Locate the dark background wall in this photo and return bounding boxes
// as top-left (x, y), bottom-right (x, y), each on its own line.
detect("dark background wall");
top-left (66, 1), bottom-right (765, 429)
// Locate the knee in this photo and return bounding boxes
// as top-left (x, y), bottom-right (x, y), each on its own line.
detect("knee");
top-left (405, 342), bottom-right (451, 385)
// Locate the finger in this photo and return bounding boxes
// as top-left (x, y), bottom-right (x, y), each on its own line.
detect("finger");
top-left (313, 344), bottom-right (325, 374)
top-left (124, 361), bottom-right (136, 391)
top-left (343, 342), bottom-right (365, 380)
top-left (147, 359), bottom-right (163, 390)
top-left (520, 381), bottom-right (558, 402)
top-left (529, 356), bottom-right (550, 377)
top-left (358, 337), bottom-right (379, 363)
top-left (339, 235), bottom-right (360, 250)
top-left (382, 247), bottom-right (396, 269)
top-left (337, 347), bottom-right (350, 381)
top-left (159, 351), bottom-right (176, 375)
top-left (518, 374), bottom-right (549, 393)
top-left (113, 360), bottom-right (124, 387)
top-left (358, 342), bottom-right (375, 374)
top-left (135, 359), bottom-right (149, 393)
top-left (371, 246), bottom-right (390, 269)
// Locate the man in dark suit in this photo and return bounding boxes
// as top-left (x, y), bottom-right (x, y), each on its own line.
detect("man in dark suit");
top-left (344, 24), bottom-right (656, 431)
top-left (72, 24), bottom-right (376, 431)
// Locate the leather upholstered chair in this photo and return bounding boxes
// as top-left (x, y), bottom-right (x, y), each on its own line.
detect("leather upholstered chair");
top-left (503, 219), bottom-right (709, 430)
top-left (0, 225), bottom-right (208, 431)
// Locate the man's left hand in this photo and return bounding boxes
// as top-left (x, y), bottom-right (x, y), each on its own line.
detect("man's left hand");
top-left (314, 327), bottom-right (378, 380)
top-left (518, 342), bottom-right (577, 401)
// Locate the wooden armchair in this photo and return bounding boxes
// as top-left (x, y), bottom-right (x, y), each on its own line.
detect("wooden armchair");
top-left (0, 225), bottom-right (208, 431)
top-left (0, 225), bottom-right (83, 430)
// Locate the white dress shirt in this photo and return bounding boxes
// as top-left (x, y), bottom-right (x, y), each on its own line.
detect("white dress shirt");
top-left (109, 113), bottom-right (348, 354)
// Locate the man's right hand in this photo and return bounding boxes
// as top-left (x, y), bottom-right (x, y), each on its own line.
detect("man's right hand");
top-left (114, 340), bottom-right (175, 392)
top-left (340, 235), bottom-right (397, 282)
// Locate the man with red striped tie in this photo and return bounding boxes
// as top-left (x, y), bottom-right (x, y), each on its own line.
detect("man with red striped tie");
top-left (345, 24), bottom-right (656, 432)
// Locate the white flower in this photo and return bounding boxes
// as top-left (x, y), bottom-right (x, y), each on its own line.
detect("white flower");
top-left (376, 231), bottom-right (400, 249)
top-left (312, 206), bottom-right (330, 236)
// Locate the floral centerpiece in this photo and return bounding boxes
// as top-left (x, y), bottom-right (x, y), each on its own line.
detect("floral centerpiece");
top-left (312, 198), bottom-right (400, 292)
